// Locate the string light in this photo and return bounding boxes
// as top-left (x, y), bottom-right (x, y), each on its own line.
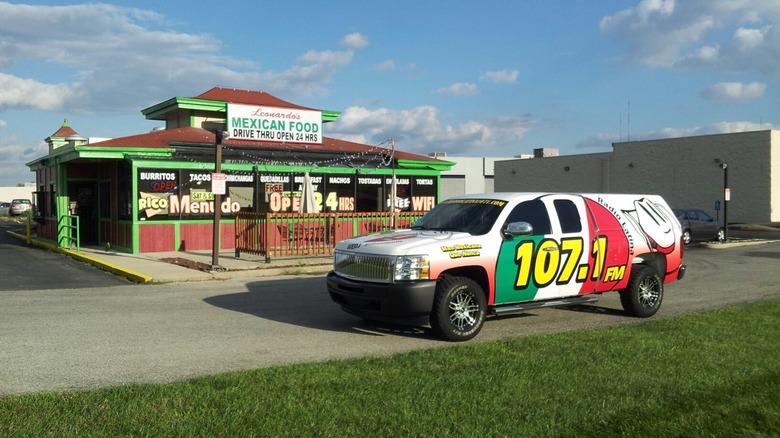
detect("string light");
top-left (166, 138), bottom-right (399, 177)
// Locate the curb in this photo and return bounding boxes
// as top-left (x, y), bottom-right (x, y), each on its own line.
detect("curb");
top-left (212, 264), bottom-right (332, 281)
top-left (734, 225), bottom-right (780, 232)
top-left (700, 239), bottom-right (775, 249)
top-left (5, 228), bottom-right (332, 284)
top-left (59, 248), bottom-right (155, 283)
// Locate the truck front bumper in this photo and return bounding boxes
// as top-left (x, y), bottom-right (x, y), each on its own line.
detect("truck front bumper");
top-left (326, 271), bottom-right (437, 326)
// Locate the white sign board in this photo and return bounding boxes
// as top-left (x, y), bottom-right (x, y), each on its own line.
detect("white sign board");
top-left (228, 103), bottom-right (322, 144)
top-left (212, 172), bottom-right (226, 195)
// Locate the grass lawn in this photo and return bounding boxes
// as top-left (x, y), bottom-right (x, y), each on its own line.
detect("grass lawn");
top-left (2, 299), bottom-right (779, 437)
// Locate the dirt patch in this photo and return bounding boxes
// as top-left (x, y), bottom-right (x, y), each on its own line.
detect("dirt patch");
top-left (159, 257), bottom-right (214, 272)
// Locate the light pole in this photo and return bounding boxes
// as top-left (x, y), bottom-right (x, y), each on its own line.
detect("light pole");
top-left (212, 129), bottom-right (228, 269)
top-left (721, 161), bottom-right (729, 242)
top-left (388, 139), bottom-right (396, 228)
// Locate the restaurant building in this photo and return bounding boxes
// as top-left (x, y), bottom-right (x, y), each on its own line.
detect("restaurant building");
top-left (26, 87), bottom-right (453, 253)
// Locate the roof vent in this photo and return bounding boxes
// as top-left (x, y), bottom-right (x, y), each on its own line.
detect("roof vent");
top-left (151, 126), bottom-right (165, 132)
top-left (533, 148), bottom-right (559, 158)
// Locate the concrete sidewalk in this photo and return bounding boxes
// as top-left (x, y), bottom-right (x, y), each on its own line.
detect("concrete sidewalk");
top-left (5, 221), bottom-right (780, 284)
top-left (7, 229), bottom-right (333, 283)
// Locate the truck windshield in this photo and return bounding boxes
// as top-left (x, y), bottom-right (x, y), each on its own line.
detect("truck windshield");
top-left (411, 200), bottom-right (505, 235)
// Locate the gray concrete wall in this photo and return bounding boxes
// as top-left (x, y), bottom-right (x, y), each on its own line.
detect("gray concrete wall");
top-left (612, 130), bottom-right (774, 222)
top-left (440, 156), bottom-right (505, 197)
top-left (495, 153), bottom-right (612, 193)
top-left (494, 130), bottom-right (778, 223)
top-left (440, 176), bottom-right (465, 201)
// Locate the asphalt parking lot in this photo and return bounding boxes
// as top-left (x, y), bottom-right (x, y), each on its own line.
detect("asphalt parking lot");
top-left (0, 220), bottom-right (132, 290)
top-left (1, 236), bottom-right (779, 395)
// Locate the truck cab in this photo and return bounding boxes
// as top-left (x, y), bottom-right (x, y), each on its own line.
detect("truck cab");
top-left (327, 193), bottom-right (686, 341)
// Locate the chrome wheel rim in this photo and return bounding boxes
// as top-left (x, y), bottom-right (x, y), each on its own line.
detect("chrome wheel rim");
top-left (449, 290), bottom-right (478, 330)
top-left (638, 277), bottom-right (661, 308)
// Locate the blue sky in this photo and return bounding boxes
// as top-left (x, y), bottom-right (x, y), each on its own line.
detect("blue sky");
top-left (1, 0), bottom-right (778, 185)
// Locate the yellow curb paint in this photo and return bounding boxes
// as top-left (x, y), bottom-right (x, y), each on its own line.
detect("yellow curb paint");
top-left (60, 249), bottom-right (154, 283)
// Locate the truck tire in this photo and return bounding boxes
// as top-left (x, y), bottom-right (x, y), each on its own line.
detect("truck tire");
top-left (620, 265), bottom-right (663, 318)
top-left (430, 276), bottom-right (486, 342)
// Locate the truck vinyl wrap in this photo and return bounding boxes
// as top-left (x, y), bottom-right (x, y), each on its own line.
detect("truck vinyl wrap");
top-left (327, 192), bottom-right (686, 341)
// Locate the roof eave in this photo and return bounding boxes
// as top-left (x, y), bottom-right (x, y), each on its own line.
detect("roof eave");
top-left (397, 158), bottom-right (455, 171)
top-left (26, 146), bottom-right (174, 169)
top-left (75, 146), bottom-right (174, 160)
top-left (142, 97), bottom-right (227, 121)
top-left (143, 96), bottom-right (341, 123)
top-left (321, 110), bottom-right (341, 122)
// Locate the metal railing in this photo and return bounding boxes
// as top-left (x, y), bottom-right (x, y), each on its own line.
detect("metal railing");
top-left (235, 211), bottom-right (426, 261)
top-left (58, 214), bottom-right (80, 251)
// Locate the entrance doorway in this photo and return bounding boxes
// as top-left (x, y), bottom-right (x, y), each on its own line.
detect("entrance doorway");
top-left (68, 182), bottom-right (99, 245)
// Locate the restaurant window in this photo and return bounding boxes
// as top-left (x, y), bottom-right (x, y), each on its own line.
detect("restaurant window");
top-left (117, 161), bottom-right (132, 220)
top-left (49, 184), bottom-right (56, 217)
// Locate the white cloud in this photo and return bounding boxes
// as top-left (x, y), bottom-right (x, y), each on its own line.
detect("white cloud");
top-left (600, 0), bottom-right (715, 68)
top-left (600, 0), bottom-right (780, 77)
top-left (0, 3), bottom-right (362, 113)
top-left (341, 32), bottom-right (369, 49)
top-left (734, 26), bottom-right (767, 50)
top-left (480, 69), bottom-right (519, 84)
top-left (434, 83), bottom-right (478, 96)
top-left (374, 59), bottom-right (396, 71)
top-left (706, 120), bottom-right (776, 133)
top-left (700, 81), bottom-right (766, 101)
top-left (628, 120), bottom-right (775, 141)
top-left (0, 73), bottom-right (73, 111)
top-left (574, 119), bottom-right (775, 150)
top-left (327, 105), bottom-right (531, 154)
top-left (575, 132), bottom-right (619, 150)
top-left (0, 136), bottom-right (46, 185)
top-left (679, 45), bottom-right (720, 64)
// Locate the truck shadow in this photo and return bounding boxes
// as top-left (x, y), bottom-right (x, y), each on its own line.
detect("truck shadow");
top-left (744, 250), bottom-right (780, 260)
top-left (203, 276), bottom-right (438, 340)
top-left (487, 302), bottom-right (625, 321)
top-left (557, 303), bottom-right (627, 317)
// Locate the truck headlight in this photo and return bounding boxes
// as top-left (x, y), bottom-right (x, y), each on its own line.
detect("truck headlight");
top-left (394, 255), bottom-right (430, 281)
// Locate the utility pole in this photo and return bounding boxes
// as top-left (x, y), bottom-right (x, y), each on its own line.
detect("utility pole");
top-left (722, 162), bottom-right (729, 242)
top-left (389, 139), bottom-right (396, 229)
top-left (212, 129), bottom-right (227, 269)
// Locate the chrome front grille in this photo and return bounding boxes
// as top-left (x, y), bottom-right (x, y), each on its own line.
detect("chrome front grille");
top-left (334, 251), bottom-right (395, 283)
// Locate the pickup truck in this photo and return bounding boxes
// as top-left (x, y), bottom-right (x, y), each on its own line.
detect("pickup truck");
top-left (327, 193), bottom-right (686, 341)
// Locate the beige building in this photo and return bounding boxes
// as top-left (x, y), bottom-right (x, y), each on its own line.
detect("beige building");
top-left (495, 130), bottom-right (780, 223)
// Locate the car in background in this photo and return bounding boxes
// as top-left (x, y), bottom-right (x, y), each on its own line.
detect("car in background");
top-left (9, 199), bottom-right (33, 216)
top-left (0, 201), bottom-right (10, 216)
top-left (673, 208), bottom-right (725, 244)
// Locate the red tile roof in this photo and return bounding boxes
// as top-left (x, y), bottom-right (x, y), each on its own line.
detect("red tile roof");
top-left (194, 87), bottom-right (321, 112)
top-left (87, 127), bottom-right (204, 149)
top-left (87, 127), bottom-right (439, 162)
top-left (48, 119), bottom-right (79, 139)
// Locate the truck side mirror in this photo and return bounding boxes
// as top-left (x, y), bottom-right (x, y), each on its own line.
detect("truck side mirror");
top-left (502, 221), bottom-right (533, 239)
